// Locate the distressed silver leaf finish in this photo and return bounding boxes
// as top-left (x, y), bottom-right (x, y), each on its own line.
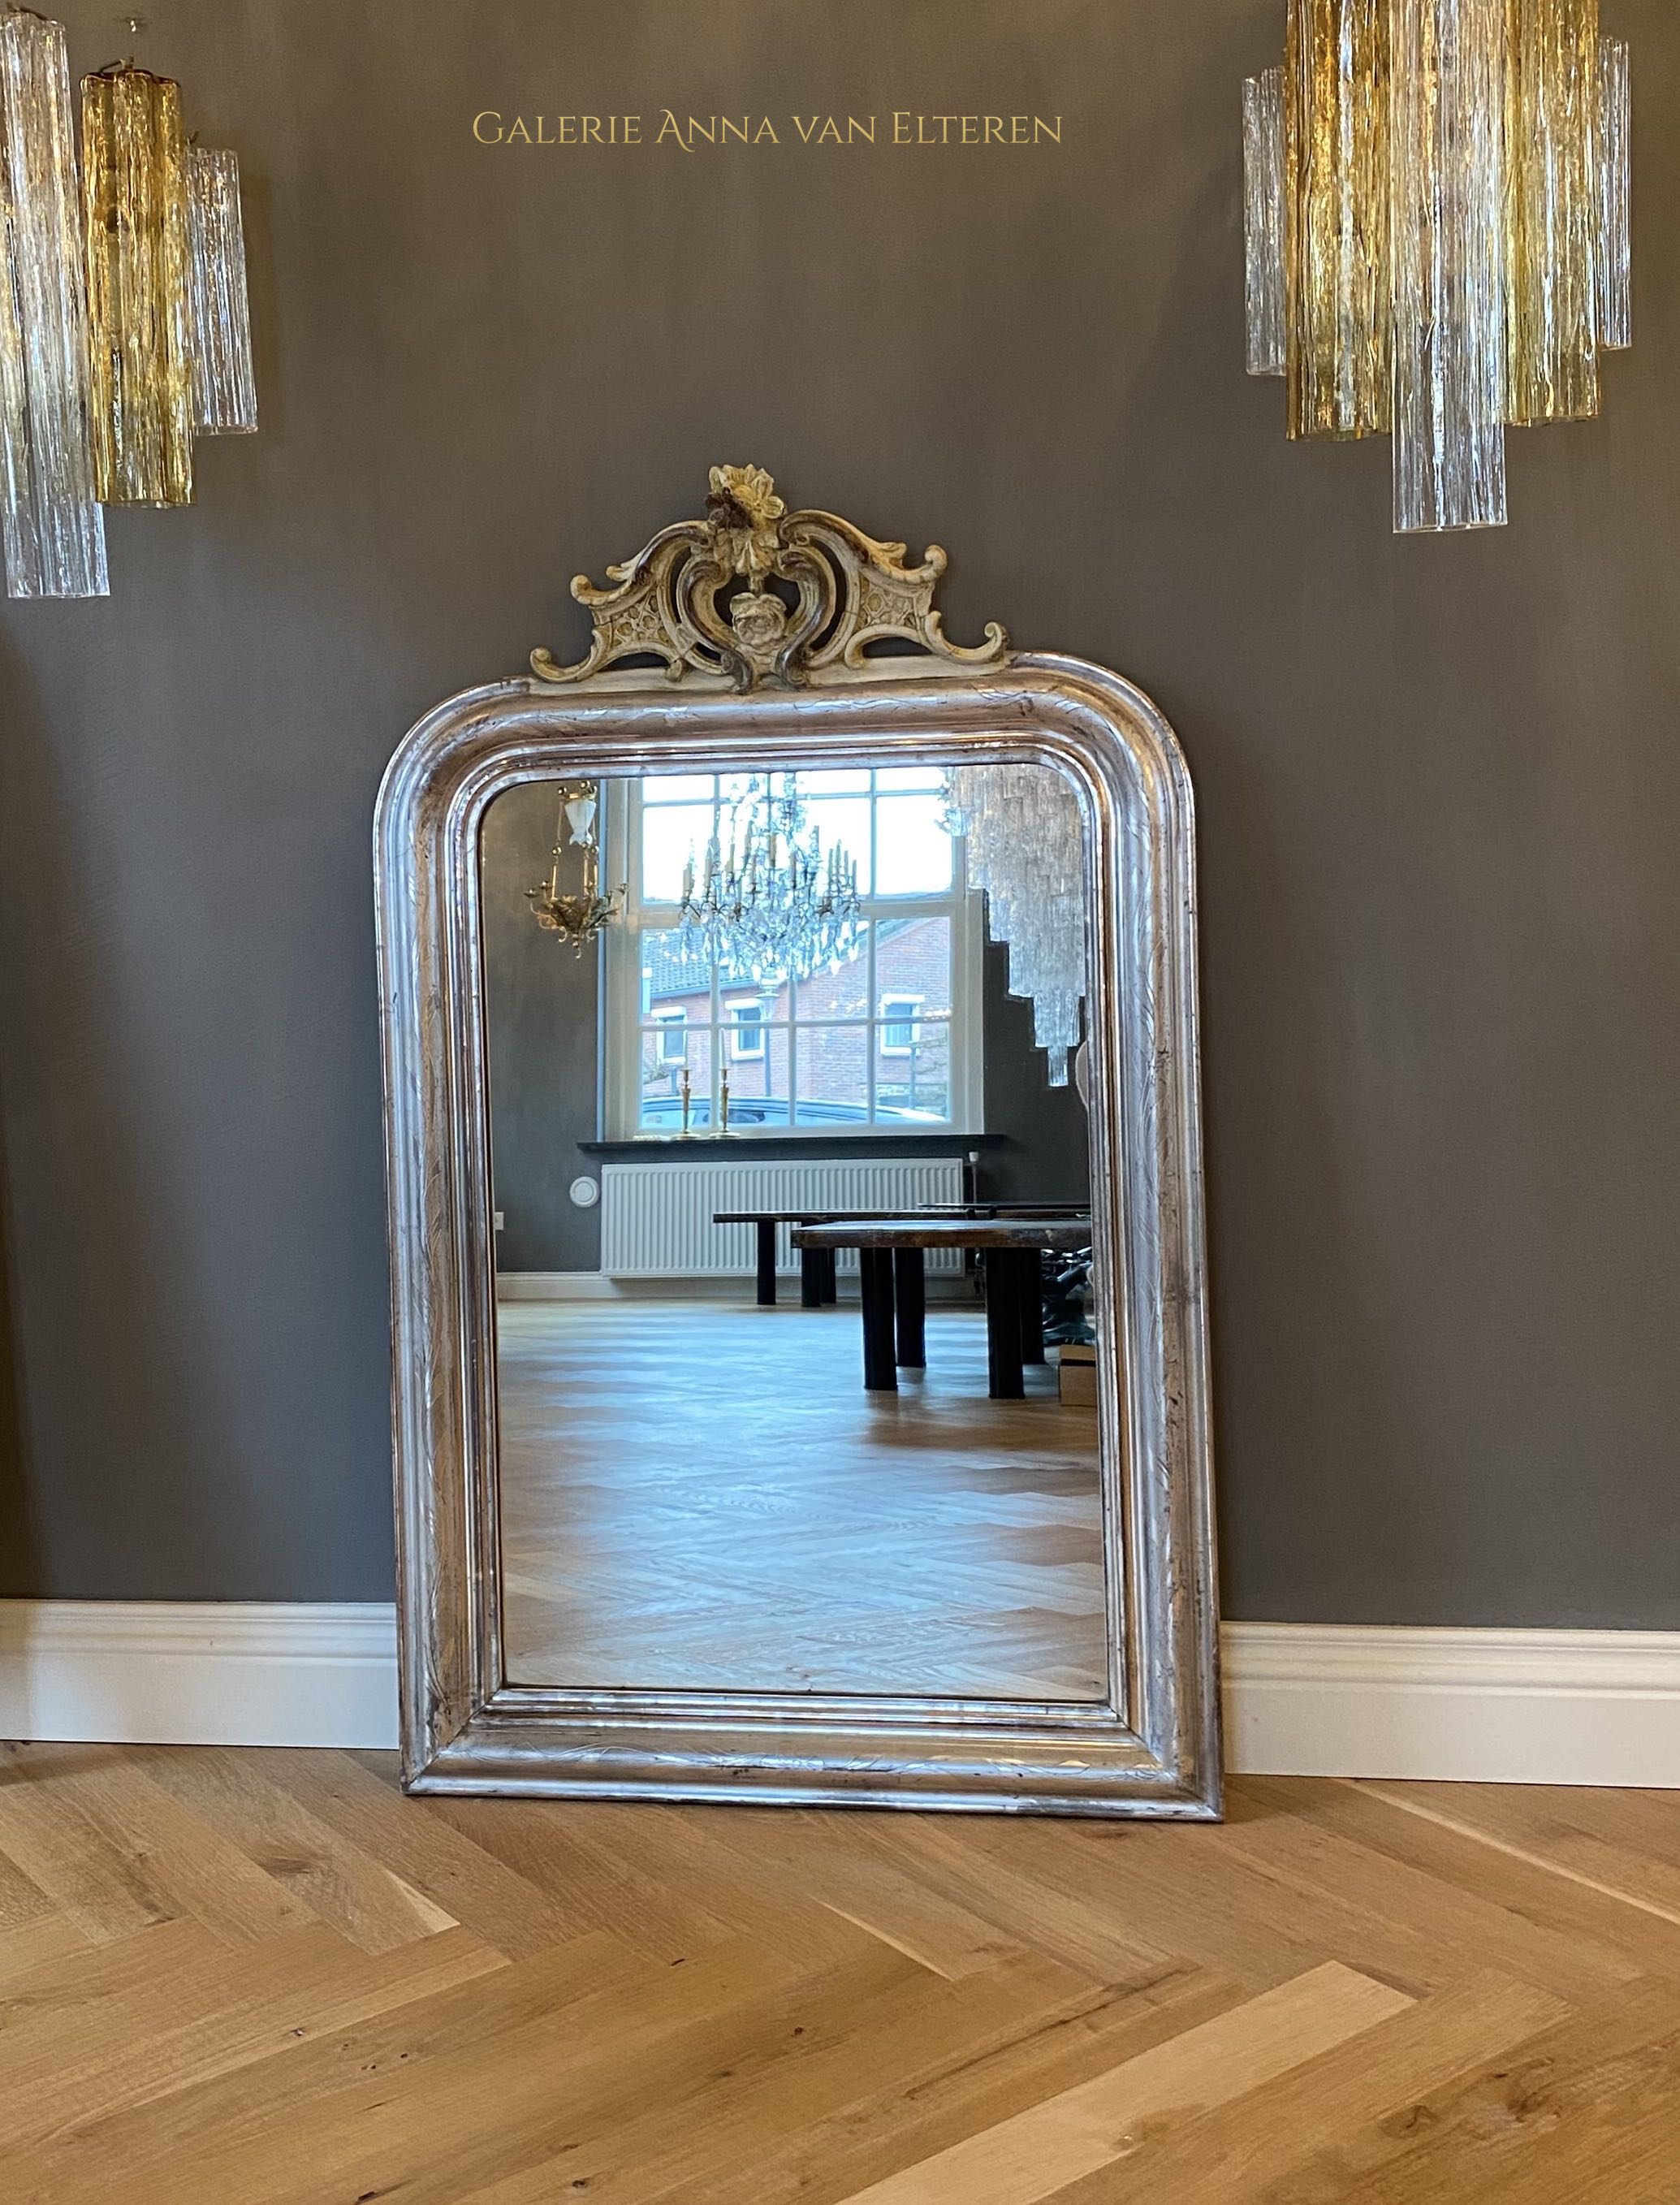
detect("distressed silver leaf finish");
top-left (374, 651), bottom-right (1220, 1817)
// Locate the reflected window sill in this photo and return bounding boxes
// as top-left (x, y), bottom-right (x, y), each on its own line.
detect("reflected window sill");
top-left (580, 1131), bottom-right (1003, 1161)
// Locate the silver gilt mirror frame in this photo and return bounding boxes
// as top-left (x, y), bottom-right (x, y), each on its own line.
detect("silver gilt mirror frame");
top-left (375, 466), bottom-right (1220, 1817)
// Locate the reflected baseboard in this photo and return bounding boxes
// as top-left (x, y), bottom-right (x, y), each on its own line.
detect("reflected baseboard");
top-left (2, 1607), bottom-right (1678, 1784)
top-left (494, 1270), bottom-right (974, 1304)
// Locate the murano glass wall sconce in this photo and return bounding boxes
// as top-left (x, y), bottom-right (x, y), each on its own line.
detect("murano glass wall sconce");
top-left (1244, 0), bottom-right (1632, 534)
top-left (0, 7), bottom-right (257, 596)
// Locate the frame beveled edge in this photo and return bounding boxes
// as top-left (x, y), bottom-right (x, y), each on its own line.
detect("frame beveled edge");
top-left (374, 655), bottom-right (1220, 1818)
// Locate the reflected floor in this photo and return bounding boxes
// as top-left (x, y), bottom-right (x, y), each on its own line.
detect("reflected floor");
top-left (497, 1299), bottom-right (1107, 1700)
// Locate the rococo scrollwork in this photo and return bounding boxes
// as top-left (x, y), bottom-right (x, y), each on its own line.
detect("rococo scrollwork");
top-left (530, 465), bottom-right (1011, 690)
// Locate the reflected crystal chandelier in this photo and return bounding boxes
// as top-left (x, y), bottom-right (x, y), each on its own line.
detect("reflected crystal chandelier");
top-left (676, 774), bottom-right (862, 984)
top-left (1244, 0), bottom-right (1632, 533)
top-left (525, 783), bottom-right (625, 953)
top-left (0, 8), bottom-right (257, 594)
top-left (944, 765), bottom-right (1087, 1087)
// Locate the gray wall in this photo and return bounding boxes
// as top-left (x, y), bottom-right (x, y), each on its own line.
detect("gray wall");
top-left (2, 0), bottom-right (1676, 1624)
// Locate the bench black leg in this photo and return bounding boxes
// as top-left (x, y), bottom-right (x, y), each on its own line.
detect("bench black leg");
top-left (755, 1220), bottom-right (777, 1308)
top-left (859, 1249), bottom-right (898, 1392)
top-left (822, 1248), bottom-right (839, 1304)
top-left (985, 1251), bottom-right (1028, 1400)
top-left (800, 1247), bottom-right (824, 1309)
top-left (1020, 1257), bottom-right (1047, 1364)
top-left (893, 1247), bottom-right (926, 1368)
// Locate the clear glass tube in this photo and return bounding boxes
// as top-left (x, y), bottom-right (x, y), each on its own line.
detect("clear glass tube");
top-left (81, 63), bottom-right (193, 504)
top-left (186, 145), bottom-right (257, 432)
top-left (1391, 0), bottom-right (1509, 531)
top-left (1596, 35), bottom-right (1630, 349)
top-left (0, 7), bottom-right (106, 597)
top-left (1505, 0), bottom-right (1600, 425)
top-left (1285, 0), bottom-right (1391, 439)
top-left (1243, 69), bottom-right (1287, 377)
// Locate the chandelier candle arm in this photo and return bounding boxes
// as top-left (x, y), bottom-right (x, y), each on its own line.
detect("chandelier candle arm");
top-left (185, 145), bottom-right (257, 433)
top-left (81, 61), bottom-right (194, 504)
top-left (1596, 35), bottom-right (1630, 350)
top-left (1390, 0), bottom-right (1509, 532)
top-left (1505, 0), bottom-right (1601, 426)
top-left (1243, 68), bottom-right (1287, 377)
top-left (0, 6), bottom-right (106, 598)
top-left (1285, 0), bottom-right (1392, 440)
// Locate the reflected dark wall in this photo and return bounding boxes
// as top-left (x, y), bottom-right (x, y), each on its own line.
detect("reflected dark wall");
top-left (979, 942), bottom-right (1091, 1206)
top-left (482, 785), bottom-right (603, 1275)
top-left (0, 0), bottom-right (1676, 1620)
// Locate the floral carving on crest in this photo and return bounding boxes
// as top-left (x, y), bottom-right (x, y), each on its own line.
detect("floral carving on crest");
top-left (530, 465), bottom-right (1010, 691)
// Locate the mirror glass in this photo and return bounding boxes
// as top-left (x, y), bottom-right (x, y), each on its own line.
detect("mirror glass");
top-left (481, 753), bottom-right (1104, 1701)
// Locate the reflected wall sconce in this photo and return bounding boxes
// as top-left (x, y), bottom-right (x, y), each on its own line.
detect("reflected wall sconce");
top-left (1244, 0), bottom-right (1631, 534)
top-left (0, 7), bottom-right (257, 597)
top-left (525, 784), bottom-right (628, 953)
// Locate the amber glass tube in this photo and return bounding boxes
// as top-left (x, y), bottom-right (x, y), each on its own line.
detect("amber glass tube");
top-left (81, 63), bottom-right (193, 504)
top-left (1505, 0), bottom-right (1600, 425)
top-left (1285, 0), bottom-right (1391, 440)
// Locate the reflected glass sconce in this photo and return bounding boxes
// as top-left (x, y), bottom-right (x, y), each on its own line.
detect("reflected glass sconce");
top-left (1243, 0), bottom-right (1632, 534)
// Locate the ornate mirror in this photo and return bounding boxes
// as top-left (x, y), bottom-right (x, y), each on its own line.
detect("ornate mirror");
top-left (376, 467), bottom-right (1219, 1816)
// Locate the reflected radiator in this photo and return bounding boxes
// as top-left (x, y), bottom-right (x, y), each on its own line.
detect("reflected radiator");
top-left (600, 1158), bottom-right (965, 1278)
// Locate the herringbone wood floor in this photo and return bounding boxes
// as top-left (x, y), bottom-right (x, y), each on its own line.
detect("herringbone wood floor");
top-left (2, 1745), bottom-right (1678, 2201)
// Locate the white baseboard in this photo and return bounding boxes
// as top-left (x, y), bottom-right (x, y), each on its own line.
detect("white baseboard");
top-left (1224, 1623), bottom-right (1680, 1788)
top-left (0, 1602), bottom-right (398, 1750)
top-left (3, 1606), bottom-right (1677, 1786)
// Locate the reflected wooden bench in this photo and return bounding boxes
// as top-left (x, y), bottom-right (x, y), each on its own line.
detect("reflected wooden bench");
top-left (713, 1204), bottom-right (1089, 1311)
top-left (791, 1216), bottom-right (1093, 1400)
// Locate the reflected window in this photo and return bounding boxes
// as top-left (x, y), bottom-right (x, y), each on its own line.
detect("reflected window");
top-left (879, 994), bottom-right (923, 1055)
top-left (727, 998), bottom-right (767, 1060)
top-left (607, 771), bottom-right (983, 1137)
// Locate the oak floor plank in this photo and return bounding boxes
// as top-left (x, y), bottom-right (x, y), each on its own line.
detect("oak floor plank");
top-left (672, 1966), bottom-right (1251, 2205)
top-left (134, 1745), bottom-right (460, 1952)
top-left (4, 1926), bottom-right (659, 2204)
top-left (0, 1908), bottom-right (89, 1985)
top-left (1358, 1778), bottom-right (1680, 1929)
top-left (1, 1748), bottom-right (1678, 2205)
top-left (457, 1943), bottom-right (1125, 2204)
top-left (1038, 1969), bottom-right (1568, 2202)
top-left (0, 1743), bottom-right (181, 1940)
top-left (1247, 1777), bottom-right (1680, 1986)
top-left (86, 1938), bottom-right (901, 2205)
top-left (0, 1918), bottom-right (507, 2153)
top-left (825, 1962), bottom-right (1412, 2204)
top-left (1330, 1975), bottom-right (1680, 2204)
top-left (233, 1746), bottom-right (584, 1961)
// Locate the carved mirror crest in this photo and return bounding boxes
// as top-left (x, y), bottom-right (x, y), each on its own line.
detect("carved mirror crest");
top-left (376, 468), bottom-right (1220, 1817)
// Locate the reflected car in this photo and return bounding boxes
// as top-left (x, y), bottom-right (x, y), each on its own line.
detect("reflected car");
top-left (637, 1096), bottom-right (948, 1130)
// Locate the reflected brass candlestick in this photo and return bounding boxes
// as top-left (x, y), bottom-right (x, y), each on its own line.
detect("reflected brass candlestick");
top-left (680, 1065), bottom-right (692, 1136)
top-left (719, 1066), bottom-right (730, 1135)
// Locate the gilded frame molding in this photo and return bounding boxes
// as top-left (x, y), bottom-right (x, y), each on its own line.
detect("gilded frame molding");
top-left (376, 632), bottom-right (1219, 1816)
